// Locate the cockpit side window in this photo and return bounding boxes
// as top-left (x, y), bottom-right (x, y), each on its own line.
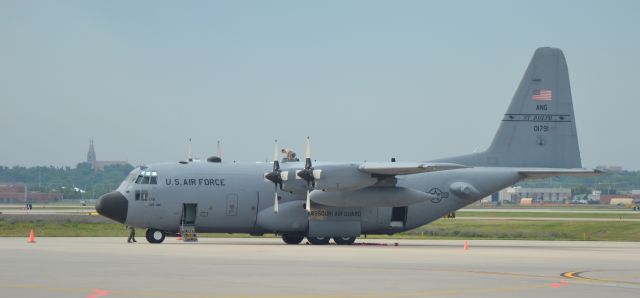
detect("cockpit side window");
top-left (135, 190), bottom-right (148, 201)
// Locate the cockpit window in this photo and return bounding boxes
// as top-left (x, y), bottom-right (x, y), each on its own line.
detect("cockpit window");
top-left (119, 168), bottom-right (142, 189)
top-left (135, 171), bottom-right (158, 185)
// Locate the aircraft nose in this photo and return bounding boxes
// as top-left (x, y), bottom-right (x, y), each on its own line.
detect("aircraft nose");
top-left (96, 191), bottom-right (128, 223)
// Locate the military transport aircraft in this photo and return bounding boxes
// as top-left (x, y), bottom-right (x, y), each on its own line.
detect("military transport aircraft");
top-left (96, 47), bottom-right (601, 245)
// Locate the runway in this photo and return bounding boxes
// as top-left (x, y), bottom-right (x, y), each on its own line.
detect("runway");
top-left (1, 238), bottom-right (639, 298)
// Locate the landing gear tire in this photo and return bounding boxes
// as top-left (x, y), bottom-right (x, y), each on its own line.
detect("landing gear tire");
top-left (146, 228), bottom-right (165, 244)
top-left (333, 236), bottom-right (356, 245)
top-left (281, 234), bottom-right (305, 245)
top-left (307, 236), bottom-right (330, 245)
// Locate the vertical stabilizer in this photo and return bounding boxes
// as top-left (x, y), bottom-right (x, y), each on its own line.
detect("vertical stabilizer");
top-left (437, 47), bottom-right (582, 168)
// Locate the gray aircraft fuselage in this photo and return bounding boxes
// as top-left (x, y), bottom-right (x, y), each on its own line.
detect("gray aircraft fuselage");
top-left (116, 162), bottom-right (518, 236)
top-left (96, 47), bottom-right (601, 244)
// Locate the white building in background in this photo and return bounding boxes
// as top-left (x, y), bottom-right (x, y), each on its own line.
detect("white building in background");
top-left (481, 187), bottom-right (517, 203)
top-left (505, 187), bottom-right (572, 203)
top-left (481, 187), bottom-right (573, 204)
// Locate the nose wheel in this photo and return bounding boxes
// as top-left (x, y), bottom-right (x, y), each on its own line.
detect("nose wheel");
top-left (145, 228), bottom-right (166, 244)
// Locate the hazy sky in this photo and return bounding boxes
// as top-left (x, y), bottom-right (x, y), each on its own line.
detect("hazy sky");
top-left (1, 1), bottom-right (639, 169)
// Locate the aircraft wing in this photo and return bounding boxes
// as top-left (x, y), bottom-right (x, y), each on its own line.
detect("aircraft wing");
top-left (358, 162), bottom-right (468, 175)
top-left (518, 168), bottom-right (605, 179)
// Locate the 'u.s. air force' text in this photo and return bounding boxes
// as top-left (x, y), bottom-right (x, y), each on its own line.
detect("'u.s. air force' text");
top-left (165, 178), bottom-right (225, 186)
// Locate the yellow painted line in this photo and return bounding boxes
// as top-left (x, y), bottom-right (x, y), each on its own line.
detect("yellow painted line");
top-left (561, 271), bottom-right (579, 279)
top-left (561, 271), bottom-right (640, 286)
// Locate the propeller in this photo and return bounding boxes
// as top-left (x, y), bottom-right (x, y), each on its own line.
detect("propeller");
top-left (296, 137), bottom-right (315, 213)
top-left (264, 140), bottom-right (284, 213)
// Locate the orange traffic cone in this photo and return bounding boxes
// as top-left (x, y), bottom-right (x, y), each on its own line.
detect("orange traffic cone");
top-left (463, 240), bottom-right (469, 251)
top-left (28, 228), bottom-right (36, 243)
top-left (176, 233), bottom-right (182, 241)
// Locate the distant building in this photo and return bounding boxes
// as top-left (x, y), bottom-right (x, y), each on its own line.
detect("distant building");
top-left (0, 183), bottom-right (63, 204)
top-left (587, 190), bottom-right (602, 203)
top-left (497, 187), bottom-right (571, 203)
top-left (86, 139), bottom-right (130, 170)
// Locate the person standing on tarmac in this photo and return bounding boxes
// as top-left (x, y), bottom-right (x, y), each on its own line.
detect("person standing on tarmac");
top-left (126, 225), bottom-right (136, 243)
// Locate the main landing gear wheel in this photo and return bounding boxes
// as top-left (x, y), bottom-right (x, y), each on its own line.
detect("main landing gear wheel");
top-left (307, 236), bottom-right (330, 245)
top-left (145, 228), bottom-right (165, 244)
top-left (333, 236), bottom-right (356, 245)
top-left (281, 234), bottom-right (305, 245)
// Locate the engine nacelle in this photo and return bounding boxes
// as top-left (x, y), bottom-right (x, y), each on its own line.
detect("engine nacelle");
top-left (313, 164), bottom-right (377, 192)
top-left (256, 200), bottom-right (308, 232)
top-left (280, 170), bottom-right (308, 194)
top-left (309, 187), bottom-right (433, 207)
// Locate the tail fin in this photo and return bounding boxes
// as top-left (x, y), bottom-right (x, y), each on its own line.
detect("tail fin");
top-left (438, 47), bottom-right (582, 168)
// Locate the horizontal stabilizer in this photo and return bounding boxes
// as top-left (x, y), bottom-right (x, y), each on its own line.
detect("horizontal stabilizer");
top-left (519, 168), bottom-right (604, 179)
top-left (358, 162), bottom-right (467, 175)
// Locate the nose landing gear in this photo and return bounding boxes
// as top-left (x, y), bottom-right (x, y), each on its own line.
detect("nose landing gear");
top-left (145, 228), bottom-right (166, 244)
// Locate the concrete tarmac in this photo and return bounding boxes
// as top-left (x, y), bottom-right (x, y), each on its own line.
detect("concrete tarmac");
top-left (1, 237), bottom-right (639, 298)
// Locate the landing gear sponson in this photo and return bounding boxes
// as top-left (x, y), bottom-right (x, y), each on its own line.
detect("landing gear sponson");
top-left (281, 234), bottom-right (357, 245)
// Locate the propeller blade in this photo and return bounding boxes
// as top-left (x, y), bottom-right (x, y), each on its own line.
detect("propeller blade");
top-left (216, 140), bottom-right (221, 159)
top-left (297, 137), bottom-right (314, 181)
top-left (273, 139), bottom-right (279, 163)
top-left (267, 139), bottom-right (283, 213)
top-left (305, 136), bottom-right (311, 160)
top-left (305, 189), bottom-right (311, 213)
top-left (274, 189), bottom-right (279, 213)
top-left (187, 138), bottom-right (193, 162)
top-left (265, 140), bottom-right (284, 184)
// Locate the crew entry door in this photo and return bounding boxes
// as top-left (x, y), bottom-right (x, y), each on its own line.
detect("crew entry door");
top-left (180, 203), bottom-right (198, 242)
top-left (182, 203), bottom-right (198, 225)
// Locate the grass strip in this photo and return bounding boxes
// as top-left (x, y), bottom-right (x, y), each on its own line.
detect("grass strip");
top-left (456, 211), bottom-right (640, 219)
top-left (2, 218), bottom-right (639, 241)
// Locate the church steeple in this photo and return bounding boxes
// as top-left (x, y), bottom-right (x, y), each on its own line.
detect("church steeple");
top-left (87, 139), bottom-right (96, 163)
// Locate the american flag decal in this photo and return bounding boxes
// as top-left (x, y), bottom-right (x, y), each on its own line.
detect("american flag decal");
top-left (532, 89), bottom-right (552, 101)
